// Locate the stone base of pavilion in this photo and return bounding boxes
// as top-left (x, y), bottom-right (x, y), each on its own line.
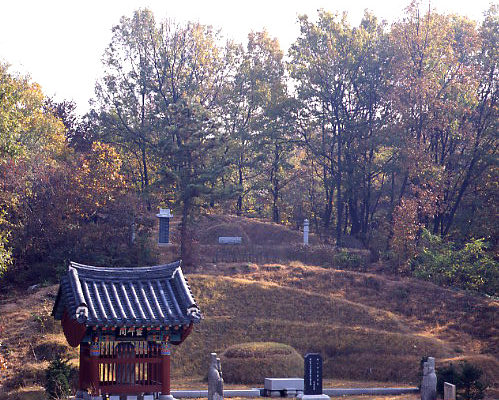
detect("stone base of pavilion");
top-left (74, 392), bottom-right (173, 400)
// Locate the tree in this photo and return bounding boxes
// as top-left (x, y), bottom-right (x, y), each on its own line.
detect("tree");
top-left (95, 9), bottom-right (232, 263)
top-left (0, 64), bottom-right (66, 276)
top-left (219, 31), bottom-right (291, 218)
top-left (389, 2), bottom-right (497, 259)
top-left (289, 11), bottom-right (393, 244)
top-left (95, 9), bottom-right (159, 193)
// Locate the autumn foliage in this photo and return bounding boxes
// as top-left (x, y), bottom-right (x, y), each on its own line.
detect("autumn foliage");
top-left (0, 3), bottom-right (497, 295)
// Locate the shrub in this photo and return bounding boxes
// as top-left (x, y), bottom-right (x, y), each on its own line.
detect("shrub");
top-left (45, 358), bottom-right (73, 399)
top-left (333, 250), bottom-right (364, 269)
top-left (436, 362), bottom-right (488, 400)
top-left (0, 229), bottom-right (11, 278)
top-left (411, 229), bottom-right (498, 296)
top-left (220, 342), bottom-right (303, 384)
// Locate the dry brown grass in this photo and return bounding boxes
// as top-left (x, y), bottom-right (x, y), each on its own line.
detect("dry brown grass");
top-left (170, 274), bottom-right (458, 383)
top-left (1, 244), bottom-right (497, 397)
top-left (210, 263), bottom-right (497, 355)
top-left (0, 385), bottom-right (47, 400)
top-left (0, 286), bottom-right (77, 396)
top-left (175, 266), bottom-right (497, 389)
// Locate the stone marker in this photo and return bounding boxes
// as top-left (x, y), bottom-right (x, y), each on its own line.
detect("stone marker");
top-left (305, 353), bottom-right (322, 395)
top-left (421, 357), bottom-right (437, 400)
top-left (208, 352), bottom-right (224, 400)
top-left (303, 219), bottom-right (309, 245)
top-left (218, 236), bottom-right (242, 244)
top-left (157, 208), bottom-right (173, 245)
top-left (444, 382), bottom-right (456, 400)
top-left (298, 353), bottom-right (330, 400)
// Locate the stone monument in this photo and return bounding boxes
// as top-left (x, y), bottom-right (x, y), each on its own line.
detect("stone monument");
top-left (157, 208), bottom-right (173, 245)
top-left (421, 357), bottom-right (437, 400)
top-left (298, 353), bottom-right (330, 400)
top-left (208, 352), bottom-right (224, 400)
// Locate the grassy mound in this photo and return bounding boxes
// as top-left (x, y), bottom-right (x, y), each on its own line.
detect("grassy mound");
top-left (220, 342), bottom-right (303, 384)
top-left (196, 215), bottom-right (308, 245)
top-left (198, 223), bottom-right (251, 245)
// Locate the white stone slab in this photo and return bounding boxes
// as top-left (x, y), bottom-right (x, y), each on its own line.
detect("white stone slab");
top-left (218, 236), bottom-right (242, 244)
top-left (265, 378), bottom-right (304, 391)
top-left (143, 396), bottom-right (155, 400)
top-left (297, 395), bottom-right (330, 400)
top-left (108, 396), bottom-right (120, 400)
top-left (126, 396), bottom-right (138, 400)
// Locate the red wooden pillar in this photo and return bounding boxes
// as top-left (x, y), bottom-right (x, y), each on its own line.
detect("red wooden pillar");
top-left (161, 342), bottom-right (171, 395)
top-left (90, 340), bottom-right (100, 394)
top-left (79, 343), bottom-right (90, 391)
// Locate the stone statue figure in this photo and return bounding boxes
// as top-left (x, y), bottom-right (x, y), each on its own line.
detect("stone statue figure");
top-left (421, 357), bottom-right (437, 400)
top-left (208, 352), bottom-right (224, 400)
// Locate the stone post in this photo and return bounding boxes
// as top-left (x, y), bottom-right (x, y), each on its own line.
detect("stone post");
top-left (421, 357), bottom-right (437, 400)
top-left (444, 382), bottom-right (456, 400)
top-left (208, 352), bottom-right (224, 400)
top-left (303, 219), bottom-right (309, 246)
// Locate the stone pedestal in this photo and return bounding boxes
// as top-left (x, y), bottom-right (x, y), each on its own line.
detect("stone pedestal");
top-left (159, 395), bottom-right (177, 400)
top-left (298, 394), bottom-right (330, 400)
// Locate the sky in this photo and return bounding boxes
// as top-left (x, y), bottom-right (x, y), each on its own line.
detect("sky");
top-left (0, 0), bottom-right (495, 114)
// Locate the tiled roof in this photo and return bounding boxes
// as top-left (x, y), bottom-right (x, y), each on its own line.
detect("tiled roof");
top-left (52, 261), bottom-right (201, 327)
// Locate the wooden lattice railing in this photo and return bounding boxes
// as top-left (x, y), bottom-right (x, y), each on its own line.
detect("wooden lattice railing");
top-left (81, 341), bottom-right (165, 395)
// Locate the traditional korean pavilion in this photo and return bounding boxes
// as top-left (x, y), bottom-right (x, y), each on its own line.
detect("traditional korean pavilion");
top-left (52, 261), bottom-right (201, 399)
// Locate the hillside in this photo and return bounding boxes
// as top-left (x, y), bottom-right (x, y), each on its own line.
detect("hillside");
top-left (1, 265), bottom-right (497, 398)
top-left (0, 216), bottom-right (497, 399)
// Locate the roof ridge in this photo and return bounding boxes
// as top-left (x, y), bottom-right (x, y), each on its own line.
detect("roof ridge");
top-left (69, 260), bottom-right (181, 273)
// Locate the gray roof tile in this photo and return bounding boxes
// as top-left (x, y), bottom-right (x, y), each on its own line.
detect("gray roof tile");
top-left (52, 261), bottom-right (201, 327)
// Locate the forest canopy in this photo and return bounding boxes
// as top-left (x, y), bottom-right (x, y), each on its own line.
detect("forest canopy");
top-left (0, 3), bottom-right (497, 295)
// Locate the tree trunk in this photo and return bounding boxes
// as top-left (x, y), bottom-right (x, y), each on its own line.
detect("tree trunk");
top-left (272, 144), bottom-right (280, 223)
top-left (349, 197), bottom-right (361, 236)
top-left (180, 195), bottom-right (193, 267)
top-left (336, 135), bottom-right (343, 246)
top-left (237, 160), bottom-right (243, 216)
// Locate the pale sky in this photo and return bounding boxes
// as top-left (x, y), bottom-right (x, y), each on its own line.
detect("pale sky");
top-left (0, 0), bottom-right (495, 114)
